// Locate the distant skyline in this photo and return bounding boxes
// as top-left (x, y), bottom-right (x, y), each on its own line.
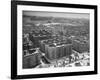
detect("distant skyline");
top-left (23, 11), bottom-right (90, 19)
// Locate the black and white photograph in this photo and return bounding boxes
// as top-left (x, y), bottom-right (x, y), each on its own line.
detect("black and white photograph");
top-left (11, 1), bottom-right (97, 79)
top-left (22, 11), bottom-right (90, 69)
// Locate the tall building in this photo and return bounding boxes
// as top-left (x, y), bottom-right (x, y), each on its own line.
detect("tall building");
top-left (72, 39), bottom-right (89, 53)
top-left (40, 38), bottom-right (72, 60)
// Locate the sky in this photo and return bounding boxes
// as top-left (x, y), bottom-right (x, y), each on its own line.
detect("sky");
top-left (23, 11), bottom-right (90, 19)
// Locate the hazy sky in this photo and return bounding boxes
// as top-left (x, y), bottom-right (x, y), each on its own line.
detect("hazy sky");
top-left (23, 11), bottom-right (90, 19)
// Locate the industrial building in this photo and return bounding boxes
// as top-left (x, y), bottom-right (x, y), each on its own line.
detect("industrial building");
top-left (39, 38), bottom-right (72, 60)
